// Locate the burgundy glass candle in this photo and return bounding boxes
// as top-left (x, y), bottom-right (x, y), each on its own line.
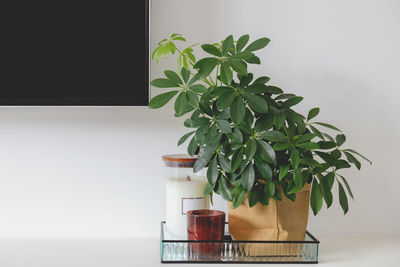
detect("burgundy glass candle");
top-left (187, 209), bottom-right (225, 260)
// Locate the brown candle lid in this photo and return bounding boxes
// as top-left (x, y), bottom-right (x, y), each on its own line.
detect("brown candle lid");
top-left (162, 154), bottom-right (198, 167)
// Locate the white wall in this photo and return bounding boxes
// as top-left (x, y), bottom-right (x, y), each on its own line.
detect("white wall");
top-left (0, 0), bottom-right (399, 238)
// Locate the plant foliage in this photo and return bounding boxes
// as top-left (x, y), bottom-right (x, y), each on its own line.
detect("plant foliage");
top-left (149, 33), bottom-right (371, 215)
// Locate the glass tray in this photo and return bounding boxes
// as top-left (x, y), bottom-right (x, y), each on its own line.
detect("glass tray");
top-left (160, 221), bottom-right (319, 264)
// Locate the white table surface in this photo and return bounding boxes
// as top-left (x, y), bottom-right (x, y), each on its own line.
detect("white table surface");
top-left (0, 237), bottom-right (399, 267)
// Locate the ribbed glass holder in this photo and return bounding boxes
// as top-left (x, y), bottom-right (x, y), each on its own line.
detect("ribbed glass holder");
top-left (160, 221), bottom-right (319, 264)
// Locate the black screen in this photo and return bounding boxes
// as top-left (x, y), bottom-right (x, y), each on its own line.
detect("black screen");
top-left (0, 1), bottom-right (149, 105)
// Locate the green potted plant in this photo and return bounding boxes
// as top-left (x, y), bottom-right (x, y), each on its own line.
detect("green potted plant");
top-left (149, 33), bottom-right (371, 243)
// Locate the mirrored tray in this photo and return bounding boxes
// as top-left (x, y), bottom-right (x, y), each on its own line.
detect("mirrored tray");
top-left (160, 221), bottom-right (319, 264)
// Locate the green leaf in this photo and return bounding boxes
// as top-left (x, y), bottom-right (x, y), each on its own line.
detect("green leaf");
top-left (245, 84), bottom-right (269, 94)
top-left (213, 86), bottom-right (232, 97)
top-left (265, 86), bottom-right (284, 94)
top-left (296, 133), bottom-right (316, 143)
top-left (264, 180), bottom-right (276, 197)
top-left (343, 149), bottom-right (372, 165)
top-left (193, 151), bottom-right (213, 173)
top-left (207, 156), bottom-right (219, 186)
top-left (218, 154), bottom-right (231, 172)
top-left (188, 73), bottom-right (200, 86)
top-left (281, 97), bottom-right (303, 109)
top-left (248, 190), bottom-right (260, 207)
top-left (201, 44), bottom-right (221, 56)
top-left (335, 134), bottom-right (346, 147)
top-left (272, 190), bottom-right (282, 201)
top-left (187, 136), bottom-right (198, 156)
top-left (187, 91), bottom-right (199, 108)
top-left (315, 151), bottom-right (337, 165)
top-left (174, 92), bottom-right (188, 116)
top-left (220, 62), bottom-right (233, 86)
top-left (194, 57), bottom-right (219, 78)
top-left (204, 131), bottom-right (222, 154)
top-left (323, 133), bottom-right (335, 142)
top-left (294, 168), bottom-right (303, 188)
top-left (253, 76), bottom-right (270, 84)
top-left (257, 140), bottom-right (276, 164)
top-left (242, 164), bottom-right (255, 192)
top-left (177, 131), bottom-right (195, 146)
top-left (255, 115), bottom-right (273, 132)
top-left (331, 149), bottom-right (341, 159)
top-left (151, 46), bottom-right (161, 60)
top-left (296, 142), bottom-right (319, 149)
top-left (230, 96), bottom-right (246, 125)
top-left (285, 110), bottom-right (305, 127)
top-left (228, 60), bottom-right (248, 75)
top-left (216, 92), bottom-right (236, 110)
top-left (326, 173), bottom-right (335, 189)
top-left (216, 120), bottom-right (232, 134)
top-left (245, 56), bottom-right (261, 64)
top-left (229, 128), bottom-right (243, 143)
top-left (231, 143), bottom-right (243, 151)
top-left (232, 188), bottom-right (246, 208)
top-left (203, 183), bottom-right (213, 197)
top-left (337, 174), bottom-right (354, 200)
top-left (300, 158), bottom-right (321, 167)
top-left (290, 148), bottom-right (300, 168)
top-left (336, 161), bottom-right (351, 171)
top-left (148, 90), bottom-right (178, 109)
top-left (344, 151), bottom-right (361, 170)
top-left (273, 111), bottom-right (286, 129)
top-left (309, 125), bottom-right (325, 140)
top-left (307, 108), bottom-right (320, 121)
top-left (236, 34), bottom-right (250, 52)
top-left (320, 178), bottom-right (333, 208)
top-left (245, 139), bottom-right (257, 161)
top-left (189, 84), bottom-right (208, 93)
top-left (151, 78), bottom-right (179, 88)
top-left (273, 142), bottom-right (290, 151)
top-left (313, 122), bottom-right (342, 132)
top-left (164, 70), bottom-right (182, 85)
top-left (279, 164), bottom-right (289, 180)
top-left (245, 37), bottom-right (270, 51)
top-left (181, 67), bottom-right (190, 83)
top-left (219, 177), bottom-right (233, 202)
top-left (260, 130), bottom-right (287, 142)
top-left (172, 36), bottom-right (186, 42)
top-left (195, 125), bottom-right (208, 144)
top-left (259, 191), bottom-right (270, 205)
top-left (338, 182), bottom-right (349, 214)
top-left (231, 148), bottom-right (244, 173)
top-left (254, 156), bottom-right (273, 179)
top-left (317, 141), bottom-right (337, 149)
top-left (222, 35), bottom-right (234, 56)
top-left (275, 94), bottom-right (297, 100)
top-left (244, 94), bottom-right (268, 113)
top-left (230, 51), bottom-right (255, 60)
top-left (310, 179), bottom-right (323, 215)
top-left (238, 73), bottom-right (253, 87)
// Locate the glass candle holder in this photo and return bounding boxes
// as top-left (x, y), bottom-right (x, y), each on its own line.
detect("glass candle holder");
top-left (187, 210), bottom-right (225, 260)
top-left (162, 154), bottom-right (209, 239)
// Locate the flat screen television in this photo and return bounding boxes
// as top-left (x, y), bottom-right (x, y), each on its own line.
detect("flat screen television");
top-left (0, 1), bottom-right (149, 106)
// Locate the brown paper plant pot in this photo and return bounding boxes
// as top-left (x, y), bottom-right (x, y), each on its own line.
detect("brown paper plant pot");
top-left (228, 183), bottom-right (311, 256)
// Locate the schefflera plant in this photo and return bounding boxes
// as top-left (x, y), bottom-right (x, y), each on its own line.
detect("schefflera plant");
top-left (149, 33), bottom-right (371, 215)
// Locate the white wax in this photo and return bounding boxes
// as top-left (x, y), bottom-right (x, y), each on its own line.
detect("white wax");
top-left (165, 176), bottom-right (209, 239)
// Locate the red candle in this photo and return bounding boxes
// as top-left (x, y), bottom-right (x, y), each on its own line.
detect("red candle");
top-left (187, 209), bottom-right (225, 260)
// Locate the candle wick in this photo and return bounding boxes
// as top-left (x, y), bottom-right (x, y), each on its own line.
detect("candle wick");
top-left (186, 175), bottom-right (191, 181)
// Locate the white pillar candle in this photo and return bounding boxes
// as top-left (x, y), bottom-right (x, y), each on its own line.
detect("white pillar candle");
top-left (162, 154), bottom-right (210, 240)
top-left (165, 175), bottom-right (209, 239)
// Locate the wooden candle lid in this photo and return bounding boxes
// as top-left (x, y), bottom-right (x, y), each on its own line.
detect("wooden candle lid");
top-left (162, 154), bottom-right (198, 167)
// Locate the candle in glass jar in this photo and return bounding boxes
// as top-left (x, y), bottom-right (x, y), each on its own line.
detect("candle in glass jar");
top-left (162, 155), bottom-right (210, 239)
